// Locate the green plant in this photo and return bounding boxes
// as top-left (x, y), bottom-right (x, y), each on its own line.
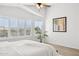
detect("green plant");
top-left (34, 27), bottom-right (48, 43)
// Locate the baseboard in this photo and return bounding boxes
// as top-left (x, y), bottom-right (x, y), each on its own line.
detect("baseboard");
top-left (47, 41), bottom-right (79, 50)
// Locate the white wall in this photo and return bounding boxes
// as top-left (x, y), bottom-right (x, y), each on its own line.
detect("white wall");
top-left (0, 5), bottom-right (44, 20)
top-left (26, 5), bottom-right (46, 17)
top-left (46, 3), bottom-right (79, 49)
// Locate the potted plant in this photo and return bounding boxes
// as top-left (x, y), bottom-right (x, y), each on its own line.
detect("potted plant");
top-left (34, 27), bottom-right (48, 43)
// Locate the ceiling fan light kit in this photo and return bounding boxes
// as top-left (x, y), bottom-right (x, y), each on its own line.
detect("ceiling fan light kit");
top-left (35, 3), bottom-right (50, 9)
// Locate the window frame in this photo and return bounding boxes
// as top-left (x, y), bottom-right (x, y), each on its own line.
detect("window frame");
top-left (0, 17), bottom-right (44, 41)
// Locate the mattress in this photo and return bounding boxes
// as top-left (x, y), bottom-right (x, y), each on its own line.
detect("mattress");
top-left (0, 40), bottom-right (59, 56)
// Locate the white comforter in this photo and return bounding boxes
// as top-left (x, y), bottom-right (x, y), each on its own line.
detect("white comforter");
top-left (0, 40), bottom-right (59, 56)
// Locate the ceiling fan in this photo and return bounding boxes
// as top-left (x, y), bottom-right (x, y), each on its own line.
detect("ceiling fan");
top-left (35, 3), bottom-right (51, 9)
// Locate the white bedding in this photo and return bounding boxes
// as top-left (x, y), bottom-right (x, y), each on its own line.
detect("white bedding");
top-left (0, 40), bottom-right (59, 56)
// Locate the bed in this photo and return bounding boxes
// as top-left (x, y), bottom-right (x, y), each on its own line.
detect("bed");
top-left (0, 40), bottom-right (59, 56)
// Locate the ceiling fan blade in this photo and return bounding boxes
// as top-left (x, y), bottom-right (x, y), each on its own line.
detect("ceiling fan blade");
top-left (44, 5), bottom-right (51, 7)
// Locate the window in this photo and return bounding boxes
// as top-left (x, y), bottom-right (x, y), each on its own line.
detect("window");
top-left (19, 29), bottom-right (25, 36)
top-left (0, 17), bottom-right (44, 38)
top-left (0, 17), bottom-right (9, 27)
top-left (9, 19), bottom-right (17, 28)
top-left (9, 19), bottom-right (18, 36)
top-left (34, 20), bottom-right (43, 30)
top-left (25, 20), bottom-right (32, 35)
top-left (10, 29), bottom-right (18, 36)
top-left (17, 20), bottom-right (25, 36)
top-left (0, 29), bottom-right (8, 37)
top-left (0, 17), bottom-right (9, 37)
top-left (17, 20), bottom-right (25, 28)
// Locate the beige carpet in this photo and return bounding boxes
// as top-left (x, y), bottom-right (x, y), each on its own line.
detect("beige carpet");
top-left (49, 44), bottom-right (79, 56)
